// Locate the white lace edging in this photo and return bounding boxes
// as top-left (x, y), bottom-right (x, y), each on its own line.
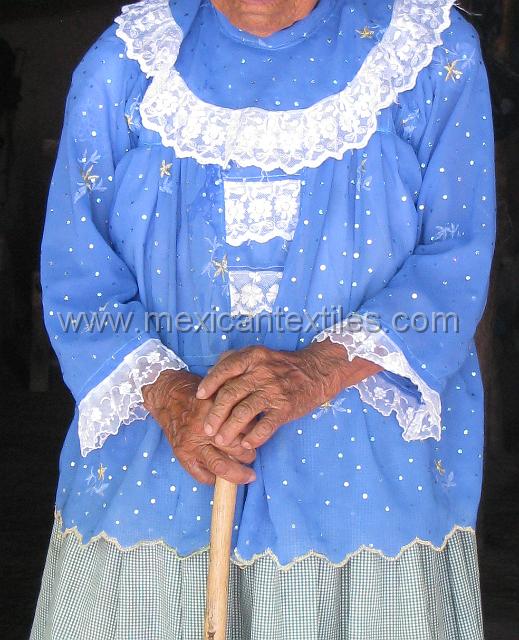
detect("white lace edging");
top-left (78, 339), bottom-right (188, 457)
top-left (53, 509), bottom-right (475, 570)
top-left (114, 0), bottom-right (455, 174)
top-left (313, 319), bottom-right (442, 442)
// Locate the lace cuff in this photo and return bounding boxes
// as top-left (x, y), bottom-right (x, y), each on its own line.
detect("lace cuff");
top-left (313, 318), bottom-right (442, 442)
top-left (78, 339), bottom-right (188, 456)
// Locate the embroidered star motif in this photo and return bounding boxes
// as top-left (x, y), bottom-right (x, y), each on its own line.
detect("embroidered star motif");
top-left (212, 255), bottom-right (228, 279)
top-left (81, 165), bottom-right (99, 191)
top-left (320, 400), bottom-right (334, 411)
top-left (356, 26), bottom-right (375, 39)
top-left (434, 459), bottom-right (446, 476)
top-left (97, 463), bottom-right (107, 481)
top-left (160, 160), bottom-right (173, 178)
top-left (444, 60), bottom-right (463, 82)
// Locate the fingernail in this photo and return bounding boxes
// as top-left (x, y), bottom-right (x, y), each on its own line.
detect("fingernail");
top-left (242, 441), bottom-right (252, 450)
top-left (215, 434), bottom-right (224, 446)
top-left (204, 423), bottom-right (214, 436)
top-left (248, 473), bottom-right (256, 483)
top-left (196, 386), bottom-right (206, 399)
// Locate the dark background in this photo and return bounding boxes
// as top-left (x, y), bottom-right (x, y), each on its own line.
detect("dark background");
top-left (0, 0), bottom-right (518, 638)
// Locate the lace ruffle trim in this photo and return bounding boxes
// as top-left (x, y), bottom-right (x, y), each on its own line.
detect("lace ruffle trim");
top-left (114, 0), bottom-right (455, 174)
top-left (78, 339), bottom-right (188, 457)
top-left (53, 509), bottom-right (474, 570)
top-left (313, 318), bottom-right (442, 442)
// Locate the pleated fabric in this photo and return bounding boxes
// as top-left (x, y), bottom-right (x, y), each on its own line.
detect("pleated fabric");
top-left (30, 518), bottom-right (484, 640)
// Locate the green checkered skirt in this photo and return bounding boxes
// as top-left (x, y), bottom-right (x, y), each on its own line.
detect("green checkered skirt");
top-left (30, 518), bottom-right (484, 640)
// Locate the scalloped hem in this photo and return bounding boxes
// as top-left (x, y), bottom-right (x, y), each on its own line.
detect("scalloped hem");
top-left (32, 512), bottom-right (483, 640)
top-left (53, 509), bottom-right (475, 571)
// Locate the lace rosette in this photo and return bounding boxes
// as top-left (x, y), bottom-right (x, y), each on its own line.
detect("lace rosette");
top-left (78, 339), bottom-right (187, 456)
top-left (313, 317), bottom-right (442, 441)
top-left (115, 0), bottom-right (455, 173)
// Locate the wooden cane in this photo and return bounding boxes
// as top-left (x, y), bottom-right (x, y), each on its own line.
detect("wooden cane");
top-left (204, 478), bottom-right (238, 640)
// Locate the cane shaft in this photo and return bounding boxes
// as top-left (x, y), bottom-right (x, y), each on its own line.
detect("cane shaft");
top-left (204, 478), bottom-right (237, 640)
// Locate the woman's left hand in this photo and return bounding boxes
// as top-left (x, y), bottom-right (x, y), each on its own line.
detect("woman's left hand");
top-left (196, 339), bottom-right (382, 450)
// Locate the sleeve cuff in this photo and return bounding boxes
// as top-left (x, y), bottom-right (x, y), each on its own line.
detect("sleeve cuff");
top-left (78, 338), bottom-right (188, 456)
top-left (312, 315), bottom-right (442, 442)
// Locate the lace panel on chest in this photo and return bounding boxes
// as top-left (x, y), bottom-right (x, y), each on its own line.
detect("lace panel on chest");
top-left (223, 179), bottom-right (301, 247)
top-left (229, 270), bottom-right (283, 317)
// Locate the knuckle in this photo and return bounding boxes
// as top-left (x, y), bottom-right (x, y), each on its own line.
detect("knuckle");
top-left (218, 386), bottom-right (238, 404)
top-left (217, 349), bottom-right (235, 363)
top-left (210, 457), bottom-right (228, 476)
top-left (239, 449), bottom-right (256, 463)
top-left (258, 420), bottom-right (275, 438)
top-left (251, 345), bottom-right (269, 360)
top-left (231, 402), bottom-right (252, 422)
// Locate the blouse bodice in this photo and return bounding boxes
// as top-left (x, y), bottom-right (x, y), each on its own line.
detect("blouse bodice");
top-left (40, 0), bottom-right (496, 565)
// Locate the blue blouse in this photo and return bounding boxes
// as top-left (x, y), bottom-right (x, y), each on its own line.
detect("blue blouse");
top-left (41, 0), bottom-right (496, 565)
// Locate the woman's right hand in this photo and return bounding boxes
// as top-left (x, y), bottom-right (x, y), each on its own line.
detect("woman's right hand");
top-left (142, 369), bottom-right (257, 485)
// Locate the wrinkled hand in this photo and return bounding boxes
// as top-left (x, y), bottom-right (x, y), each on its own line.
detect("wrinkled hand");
top-left (142, 369), bottom-right (256, 485)
top-left (196, 340), bottom-right (383, 450)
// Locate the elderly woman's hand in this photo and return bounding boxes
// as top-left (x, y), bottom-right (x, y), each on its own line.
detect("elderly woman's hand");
top-left (196, 340), bottom-right (383, 450)
top-left (143, 370), bottom-right (257, 485)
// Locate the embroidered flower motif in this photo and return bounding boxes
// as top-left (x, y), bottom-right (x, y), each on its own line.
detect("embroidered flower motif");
top-left (356, 157), bottom-right (373, 195)
top-left (312, 396), bottom-right (350, 419)
top-left (441, 471), bottom-right (456, 489)
top-left (401, 107), bottom-right (420, 139)
top-left (432, 222), bottom-right (462, 241)
top-left (444, 60), bottom-right (463, 82)
top-left (356, 26), bottom-right (375, 39)
top-left (203, 254), bottom-right (229, 282)
top-left (434, 43), bottom-right (477, 83)
top-left (160, 160), bottom-right (173, 178)
top-left (434, 459), bottom-right (446, 476)
top-left (433, 459), bottom-right (456, 490)
top-left (125, 95), bottom-right (142, 132)
top-left (85, 465), bottom-right (109, 496)
top-left (75, 150), bottom-right (107, 204)
top-left (159, 175), bottom-right (174, 195)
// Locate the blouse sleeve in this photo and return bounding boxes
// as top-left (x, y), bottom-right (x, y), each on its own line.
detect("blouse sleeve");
top-left (41, 27), bottom-right (187, 457)
top-left (314, 15), bottom-right (496, 442)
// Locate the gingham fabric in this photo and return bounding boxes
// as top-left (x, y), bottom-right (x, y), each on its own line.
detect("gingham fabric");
top-left (30, 518), bottom-right (484, 640)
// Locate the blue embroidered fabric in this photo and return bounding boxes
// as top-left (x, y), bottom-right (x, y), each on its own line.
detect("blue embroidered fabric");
top-left (41, 0), bottom-right (496, 564)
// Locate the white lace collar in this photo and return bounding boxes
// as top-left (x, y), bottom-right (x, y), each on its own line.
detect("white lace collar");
top-left (115, 0), bottom-right (455, 174)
